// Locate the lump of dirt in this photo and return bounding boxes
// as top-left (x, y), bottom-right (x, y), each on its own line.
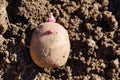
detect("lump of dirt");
top-left (0, 0), bottom-right (9, 34)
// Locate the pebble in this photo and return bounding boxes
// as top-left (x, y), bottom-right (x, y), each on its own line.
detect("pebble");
top-left (110, 59), bottom-right (119, 68)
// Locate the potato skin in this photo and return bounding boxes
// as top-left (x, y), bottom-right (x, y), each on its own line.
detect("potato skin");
top-left (30, 22), bottom-right (70, 68)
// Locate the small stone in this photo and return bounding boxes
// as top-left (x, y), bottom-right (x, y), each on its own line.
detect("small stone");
top-left (114, 49), bottom-right (120, 56)
top-left (4, 51), bottom-right (9, 57)
top-left (5, 58), bottom-right (10, 63)
top-left (86, 67), bottom-right (91, 73)
top-left (100, 63), bottom-right (106, 68)
top-left (0, 70), bottom-right (4, 79)
top-left (10, 53), bottom-right (17, 62)
top-left (101, 0), bottom-right (109, 7)
top-left (0, 35), bottom-right (5, 44)
top-left (91, 74), bottom-right (102, 80)
top-left (110, 59), bottom-right (119, 68)
top-left (85, 39), bottom-right (96, 48)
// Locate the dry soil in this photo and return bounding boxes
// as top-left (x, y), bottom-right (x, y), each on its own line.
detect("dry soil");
top-left (0, 0), bottom-right (120, 80)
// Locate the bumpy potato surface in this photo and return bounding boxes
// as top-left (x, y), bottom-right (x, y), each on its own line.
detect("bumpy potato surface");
top-left (30, 22), bottom-right (70, 68)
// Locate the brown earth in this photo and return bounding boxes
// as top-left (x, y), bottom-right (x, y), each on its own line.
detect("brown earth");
top-left (0, 0), bottom-right (120, 80)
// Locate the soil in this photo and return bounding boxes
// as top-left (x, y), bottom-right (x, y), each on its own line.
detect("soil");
top-left (0, 0), bottom-right (120, 80)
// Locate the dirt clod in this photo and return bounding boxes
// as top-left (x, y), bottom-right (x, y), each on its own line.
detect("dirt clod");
top-left (0, 0), bottom-right (9, 34)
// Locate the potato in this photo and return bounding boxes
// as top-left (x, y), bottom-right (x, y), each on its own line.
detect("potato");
top-left (30, 22), bottom-right (70, 68)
